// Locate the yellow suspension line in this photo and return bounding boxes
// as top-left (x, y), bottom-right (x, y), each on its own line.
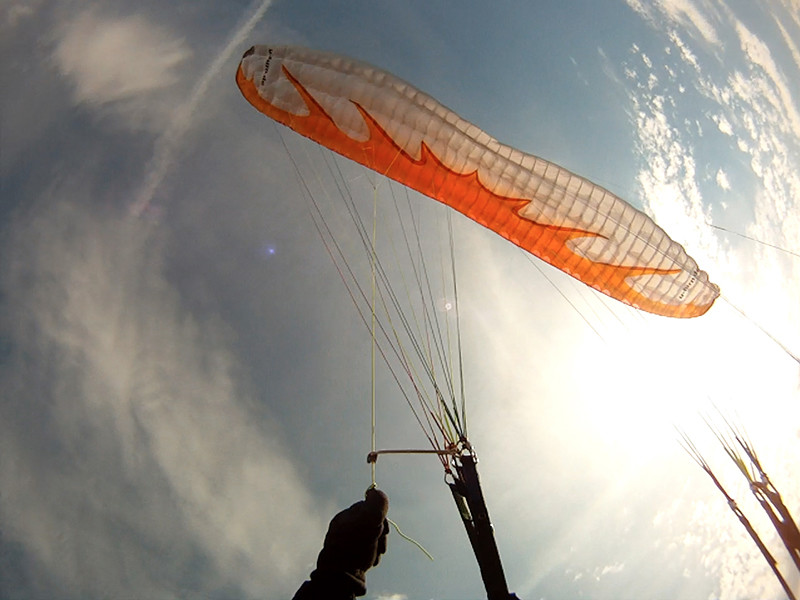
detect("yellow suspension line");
top-left (371, 183), bottom-right (378, 488)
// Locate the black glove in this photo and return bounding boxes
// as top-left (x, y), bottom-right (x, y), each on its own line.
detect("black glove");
top-left (293, 489), bottom-right (389, 600)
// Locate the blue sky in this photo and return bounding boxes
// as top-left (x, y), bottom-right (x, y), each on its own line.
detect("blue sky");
top-left (1, 1), bottom-right (799, 599)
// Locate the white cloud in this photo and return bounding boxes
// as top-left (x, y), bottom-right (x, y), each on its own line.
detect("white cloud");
top-left (598, 562), bottom-right (625, 577)
top-left (773, 18), bottom-right (800, 74)
top-left (715, 168), bottom-right (731, 191)
top-left (661, 0), bottom-right (720, 46)
top-left (668, 30), bottom-right (701, 72)
top-left (53, 11), bottom-right (190, 129)
top-left (713, 113), bottom-right (734, 136)
top-left (624, 0), bottom-right (720, 46)
top-left (0, 199), bottom-right (323, 599)
top-left (733, 20), bottom-right (800, 139)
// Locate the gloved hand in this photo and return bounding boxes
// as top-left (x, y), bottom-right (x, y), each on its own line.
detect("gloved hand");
top-left (295, 488), bottom-right (389, 599)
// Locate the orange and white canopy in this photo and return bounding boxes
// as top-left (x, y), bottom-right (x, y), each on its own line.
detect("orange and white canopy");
top-left (237, 45), bottom-right (719, 318)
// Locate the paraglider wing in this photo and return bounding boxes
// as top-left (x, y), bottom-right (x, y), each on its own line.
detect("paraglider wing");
top-left (236, 45), bottom-right (719, 318)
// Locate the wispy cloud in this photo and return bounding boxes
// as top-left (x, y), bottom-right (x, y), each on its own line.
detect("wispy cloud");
top-left (0, 199), bottom-right (323, 598)
top-left (53, 11), bottom-right (191, 129)
top-left (623, 0), bottom-right (800, 351)
top-left (733, 20), bottom-right (800, 139)
top-left (624, 57), bottom-right (719, 266)
top-left (773, 18), bottom-right (800, 75)
top-left (617, 4), bottom-right (800, 596)
top-left (130, 0), bottom-right (274, 216)
top-left (624, 0), bottom-right (720, 46)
